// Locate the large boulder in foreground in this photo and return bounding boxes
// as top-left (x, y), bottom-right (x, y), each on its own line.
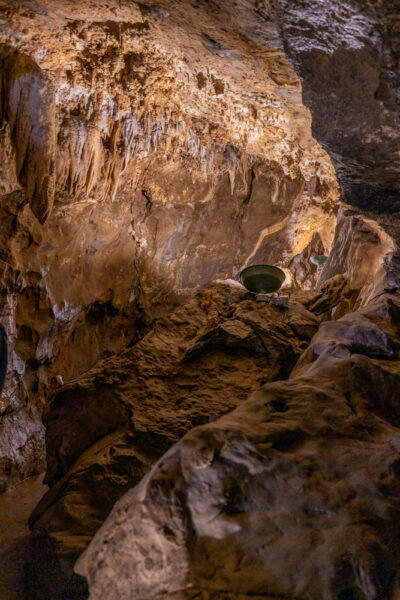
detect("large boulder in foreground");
top-left (76, 293), bottom-right (400, 600)
top-left (28, 280), bottom-right (321, 599)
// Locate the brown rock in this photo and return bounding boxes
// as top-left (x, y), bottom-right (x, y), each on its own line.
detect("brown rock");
top-left (0, 0), bottom-right (339, 490)
top-left (1, 1), bottom-right (399, 599)
top-left (77, 294), bottom-right (400, 600)
top-left (28, 281), bottom-right (320, 597)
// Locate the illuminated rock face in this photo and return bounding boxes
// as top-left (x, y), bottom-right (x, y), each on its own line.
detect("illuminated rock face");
top-left (78, 297), bottom-right (400, 600)
top-left (29, 280), bottom-right (326, 597)
top-left (77, 208), bottom-right (400, 600)
top-left (75, 2), bottom-right (400, 600)
top-left (0, 1), bottom-right (399, 600)
top-left (1, 0), bottom-right (338, 223)
top-left (0, 0), bottom-right (339, 492)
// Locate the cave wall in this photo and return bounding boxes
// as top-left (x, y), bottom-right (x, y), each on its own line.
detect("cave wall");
top-left (76, 201), bottom-right (400, 600)
top-left (0, 0), bottom-right (338, 492)
top-left (73, 1), bottom-right (400, 600)
top-left (273, 0), bottom-right (400, 212)
top-left (2, 1), bottom-right (400, 599)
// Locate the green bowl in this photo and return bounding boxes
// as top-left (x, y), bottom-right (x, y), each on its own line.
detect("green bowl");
top-left (310, 255), bottom-right (328, 266)
top-left (240, 264), bottom-right (286, 294)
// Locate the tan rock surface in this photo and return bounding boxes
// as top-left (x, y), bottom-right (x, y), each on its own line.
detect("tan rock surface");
top-left (1, 0), bottom-right (399, 599)
top-left (74, 10), bottom-right (400, 580)
top-left (28, 280), bottom-right (321, 598)
top-left (0, 0), bottom-right (339, 491)
top-left (77, 289), bottom-right (400, 600)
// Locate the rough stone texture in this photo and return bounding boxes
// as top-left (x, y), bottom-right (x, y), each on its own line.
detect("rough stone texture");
top-left (0, 0), bottom-right (399, 599)
top-left (28, 280), bottom-right (322, 598)
top-left (316, 205), bottom-right (400, 320)
top-left (0, 0), bottom-right (338, 225)
top-left (77, 286), bottom-right (400, 600)
top-left (0, 0), bottom-right (339, 491)
top-left (274, 0), bottom-right (400, 211)
top-left (75, 1), bottom-right (400, 596)
top-left (0, 191), bottom-right (146, 490)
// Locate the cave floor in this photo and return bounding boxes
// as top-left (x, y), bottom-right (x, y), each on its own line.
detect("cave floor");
top-left (0, 474), bottom-right (47, 600)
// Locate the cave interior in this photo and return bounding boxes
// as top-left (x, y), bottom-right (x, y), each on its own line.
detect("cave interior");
top-left (0, 1), bottom-right (400, 599)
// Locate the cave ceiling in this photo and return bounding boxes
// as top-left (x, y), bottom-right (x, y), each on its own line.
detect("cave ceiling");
top-left (0, 0), bottom-right (340, 489)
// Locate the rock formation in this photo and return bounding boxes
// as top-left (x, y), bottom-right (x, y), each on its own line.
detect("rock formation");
top-left (76, 205), bottom-right (400, 600)
top-left (0, 0), bottom-right (338, 494)
top-left (76, 1), bottom-right (400, 600)
top-left (0, 0), bottom-right (399, 599)
top-left (78, 296), bottom-right (400, 600)
top-left (28, 280), bottom-right (326, 597)
top-left (274, 0), bottom-right (400, 213)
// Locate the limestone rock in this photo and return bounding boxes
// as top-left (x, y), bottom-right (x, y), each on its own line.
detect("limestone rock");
top-left (28, 280), bottom-right (320, 598)
top-left (318, 206), bottom-right (399, 311)
top-left (0, 0), bottom-right (339, 490)
top-left (77, 292), bottom-right (400, 600)
top-left (1, 50), bottom-right (56, 223)
top-left (274, 0), bottom-right (400, 211)
top-left (0, 1), bottom-right (399, 599)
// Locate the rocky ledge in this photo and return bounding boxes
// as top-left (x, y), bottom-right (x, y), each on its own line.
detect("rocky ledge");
top-left (78, 290), bottom-right (400, 600)
top-left (28, 279), bottom-right (327, 598)
top-left (76, 216), bottom-right (400, 600)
